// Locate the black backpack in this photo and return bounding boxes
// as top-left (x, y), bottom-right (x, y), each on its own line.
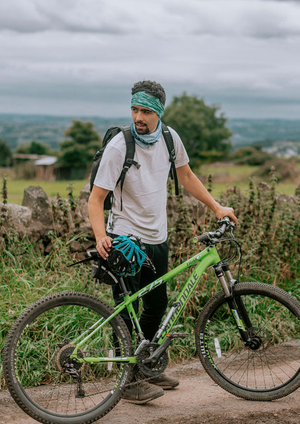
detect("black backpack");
top-left (90, 122), bottom-right (179, 210)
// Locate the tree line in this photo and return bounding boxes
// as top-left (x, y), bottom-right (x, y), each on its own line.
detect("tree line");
top-left (0, 93), bottom-right (268, 173)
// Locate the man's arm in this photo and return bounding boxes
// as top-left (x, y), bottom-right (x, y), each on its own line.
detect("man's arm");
top-left (88, 185), bottom-right (113, 258)
top-left (176, 164), bottom-right (238, 225)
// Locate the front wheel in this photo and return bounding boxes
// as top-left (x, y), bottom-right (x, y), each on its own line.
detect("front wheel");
top-left (3, 291), bottom-right (133, 424)
top-left (195, 282), bottom-right (300, 401)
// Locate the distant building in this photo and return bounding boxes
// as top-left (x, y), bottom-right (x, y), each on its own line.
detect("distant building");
top-left (12, 154), bottom-right (87, 180)
top-left (34, 156), bottom-right (57, 181)
top-left (12, 154), bottom-right (57, 180)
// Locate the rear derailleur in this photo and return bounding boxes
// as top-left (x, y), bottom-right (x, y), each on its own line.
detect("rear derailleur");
top-left (55, 342), bottom-right (85, 398)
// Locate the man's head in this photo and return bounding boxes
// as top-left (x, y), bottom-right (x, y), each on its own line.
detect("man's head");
top-left (131, 80), bottom-right (166, 135)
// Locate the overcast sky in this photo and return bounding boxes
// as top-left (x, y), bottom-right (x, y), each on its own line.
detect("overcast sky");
top-left (1, 0), bottom-right (300, 119)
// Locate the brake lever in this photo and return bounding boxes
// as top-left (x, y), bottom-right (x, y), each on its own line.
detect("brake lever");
top-left (67, 249), bottom-right (99, 267)
top-left (67, 256), bottom-right (94, 267)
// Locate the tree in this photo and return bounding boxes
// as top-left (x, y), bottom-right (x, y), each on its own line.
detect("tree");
top-left (0, 138), bottom-right (12, 167)
top-left (59, 120), bottom-right (101, 169)
top-left (28, 141), bottom-right (49, 155)
top-left (15, 140), bottom-right (49, 155)
top-left (15, 144), bottom-right (30, 154)
top-left (163, 93), bottom-right (232, 167)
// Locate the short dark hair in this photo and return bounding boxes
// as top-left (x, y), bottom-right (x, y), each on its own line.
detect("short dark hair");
top-left (131, 80), bottom-right (166, 106)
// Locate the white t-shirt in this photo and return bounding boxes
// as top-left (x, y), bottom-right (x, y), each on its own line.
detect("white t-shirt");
top-left (94, 127), bottom-right (189, 244)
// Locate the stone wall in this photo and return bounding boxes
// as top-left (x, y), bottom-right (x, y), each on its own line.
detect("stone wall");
top-left (0, 184), bottom-right (94, 256)
top-left (1, 182), bottom-right (297, 257)
top-left (0, 183), bottom-right (208, 256)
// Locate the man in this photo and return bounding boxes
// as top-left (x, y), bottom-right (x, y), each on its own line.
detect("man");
top-left (88, 80), bottom-right (238, 404)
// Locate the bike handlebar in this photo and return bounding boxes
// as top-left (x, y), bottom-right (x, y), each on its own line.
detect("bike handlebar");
top-left (194, 217), bottom-right (234, 245)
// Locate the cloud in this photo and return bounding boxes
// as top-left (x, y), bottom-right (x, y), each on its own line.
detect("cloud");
top-left (0, 0), bottom-right (133, 34)
top-left (1, 0), bottom-right (300, 38)
top-left (0, 0), bottom-right (300, 118)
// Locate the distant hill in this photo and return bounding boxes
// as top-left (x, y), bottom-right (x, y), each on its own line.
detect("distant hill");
top-left (0, 114), bottom-right (130, 151)
top-left (228, 118), bottom-right (300, 147)
top-left (1, 114), bottom-right (300, 155)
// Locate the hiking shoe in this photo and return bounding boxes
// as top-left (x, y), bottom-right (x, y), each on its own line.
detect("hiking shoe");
top-left (122, 380), bottom-right (164, 404)
top-left (148, 373), bottom-right (179, 390)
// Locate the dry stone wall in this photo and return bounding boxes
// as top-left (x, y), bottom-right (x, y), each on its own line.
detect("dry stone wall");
top-left (0, 182), bottom-right (297, 257)
top-left (0, 184), bottom-right (94, 257)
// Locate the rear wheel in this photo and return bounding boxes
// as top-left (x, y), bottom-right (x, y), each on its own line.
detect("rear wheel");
top-left (3, 291), bottom-right (133, 424)
top-left (195, 282), bottom-right (300, 400)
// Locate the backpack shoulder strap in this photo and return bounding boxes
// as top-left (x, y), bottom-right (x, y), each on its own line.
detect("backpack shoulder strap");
top-left (121, 126), bottom-right (139, 170)
top-left (116, 126), bottom-right (140, 210)
top-left (161, 122), bottom-right (179, 195)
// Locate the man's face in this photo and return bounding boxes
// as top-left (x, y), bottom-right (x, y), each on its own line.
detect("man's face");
top-left (131, 105), bottom-right (159, 135)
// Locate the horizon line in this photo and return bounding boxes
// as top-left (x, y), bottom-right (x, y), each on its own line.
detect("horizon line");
top-left (0, 112), bottom-right (299, 121)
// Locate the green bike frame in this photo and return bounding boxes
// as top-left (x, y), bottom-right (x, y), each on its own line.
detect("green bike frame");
top-left (70, 245), bottom-right (221, 365)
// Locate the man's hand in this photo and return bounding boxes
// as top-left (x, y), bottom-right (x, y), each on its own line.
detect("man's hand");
top-left (88, 186), bottom-right (113, 259)
top-left (215, 205), bottom-right (238, 226)
top-left (96, 236), bottom-right (113, 259)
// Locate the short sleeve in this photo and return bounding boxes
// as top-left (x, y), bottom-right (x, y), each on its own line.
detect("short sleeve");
top-left (93, 143), bottom-right (125, 191)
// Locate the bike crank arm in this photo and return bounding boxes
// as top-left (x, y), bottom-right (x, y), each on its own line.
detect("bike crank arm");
top-left (143, 332), bottom-right (188, 365)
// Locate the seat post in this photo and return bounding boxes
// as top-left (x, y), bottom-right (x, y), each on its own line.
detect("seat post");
top-left (118, 276), bottom-right (131, 297)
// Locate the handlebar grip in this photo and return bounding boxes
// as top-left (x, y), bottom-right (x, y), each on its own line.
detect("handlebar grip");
top-left (193, 217), bottom-right (234, 245)
top-left (193, 233), bottom-right (211, 244)
top-left (214, 223), bottom-right (227, 238)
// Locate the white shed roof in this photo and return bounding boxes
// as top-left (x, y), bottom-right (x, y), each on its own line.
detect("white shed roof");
top-left (34, 156), bottom-right (57, 166)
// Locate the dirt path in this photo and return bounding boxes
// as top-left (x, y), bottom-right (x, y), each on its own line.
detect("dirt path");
top-left (1, 360), bottom-right (300, 424)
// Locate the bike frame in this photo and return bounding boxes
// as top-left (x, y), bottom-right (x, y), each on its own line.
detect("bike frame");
top-left (70, 244), bottom-right (243, 365)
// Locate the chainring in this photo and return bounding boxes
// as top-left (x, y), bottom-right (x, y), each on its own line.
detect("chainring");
top-left (137, 343), bottom-right (168, 378)
top-left (55, 344), bottom-right (85, 373)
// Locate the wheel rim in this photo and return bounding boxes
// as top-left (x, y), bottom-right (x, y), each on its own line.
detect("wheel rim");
top-left (10, 297), bottom-right (131, 418)
top-left (199, 291), bottom-right (300, 392)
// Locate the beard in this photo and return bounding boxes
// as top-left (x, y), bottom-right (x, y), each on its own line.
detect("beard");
top-left (135, 122), bottom-right (150, 135)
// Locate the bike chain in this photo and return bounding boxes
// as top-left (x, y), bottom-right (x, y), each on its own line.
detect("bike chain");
top-left (54, 344), bottom-right (167, 398)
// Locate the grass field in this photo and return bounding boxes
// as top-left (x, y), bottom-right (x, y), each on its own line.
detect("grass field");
top-left (3, 179), bottom-right (89, 205)
top-left (1, 166), bottom-right (300, 388)
top-left (1, 163), bottom-right (299, 205)
top-left (199, 164), bottom-right (298, 197)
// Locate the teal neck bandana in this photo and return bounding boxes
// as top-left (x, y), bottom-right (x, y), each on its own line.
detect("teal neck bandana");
top-left (131, 120), bottom-right (162, 149)
top-left (131, 91), bottom-right (165, 118)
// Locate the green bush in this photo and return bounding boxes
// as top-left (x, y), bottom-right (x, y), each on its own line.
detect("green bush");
top-left (230, 146), bottom-right (273, 166)
top-left (252, 158), bottom-right (300, 182)
top-left (1, 175), bottom-right (300, 383)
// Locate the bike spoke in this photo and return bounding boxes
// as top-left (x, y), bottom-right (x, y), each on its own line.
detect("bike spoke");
top-left (197, 284), bottom-right (300, 399)
top-left (4, 293), bottom-right (132, 421)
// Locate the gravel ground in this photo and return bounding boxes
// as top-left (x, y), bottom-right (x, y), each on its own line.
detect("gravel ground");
top-left (1, 360), bottom-right (300, 424)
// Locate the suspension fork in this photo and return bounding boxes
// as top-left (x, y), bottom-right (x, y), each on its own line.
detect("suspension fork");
top-left (215, 263), bottom-right (254, 346)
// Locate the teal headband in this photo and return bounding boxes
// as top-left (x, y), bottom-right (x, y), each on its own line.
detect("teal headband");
top-left (131, 91), bottom-right (165, 118)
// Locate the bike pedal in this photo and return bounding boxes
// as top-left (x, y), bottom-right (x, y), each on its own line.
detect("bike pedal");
top-left (166, 332), bottom-right (189, 339)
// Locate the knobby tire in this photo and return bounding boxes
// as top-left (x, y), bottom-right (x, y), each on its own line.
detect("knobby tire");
top-left (195, 282), bottom-right (300, 401)
top-left (3, 291), bottom-right (133, 424)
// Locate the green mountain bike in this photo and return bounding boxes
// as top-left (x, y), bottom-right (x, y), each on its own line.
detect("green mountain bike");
top-left (4, 218), bottom-right (300, 424)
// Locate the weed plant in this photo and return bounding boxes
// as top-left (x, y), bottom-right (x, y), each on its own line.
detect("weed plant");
top-left (1, 174), bottom-right (300, 384)
top-left (166, 171), bottom-right (300, 360)
top-left (0, 229), bottom-right (113, 388)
